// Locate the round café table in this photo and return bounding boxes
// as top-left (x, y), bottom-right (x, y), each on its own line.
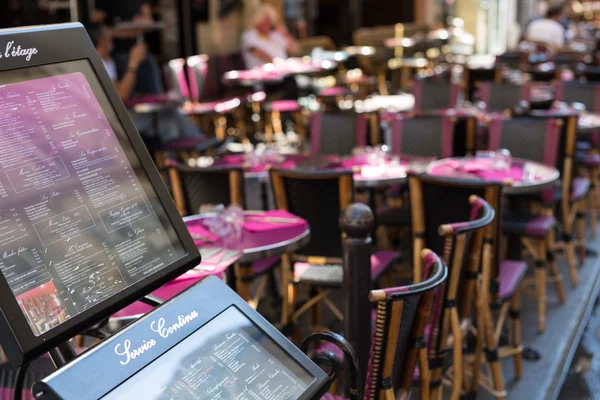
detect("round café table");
top-left (576, 112), bottom-right (600, 134)
top-left (426, 157), bottom-right (560, 195)
top-left (183, 210), bottom-right (310, 263)
top-left (111, 210), bottom-right (309, 319)
top-left (530, 108), bottom-right (600, 135)
top-left (213, 153), bottom-right (416, 190)
top-left (223, 57), bottom-right (337, 87)
top-left (222, 69), bottom-right (285, 87)
top-left (353, 94), bottom-right (415, 113)
top-left (211, 153), bottom-right (431, 215)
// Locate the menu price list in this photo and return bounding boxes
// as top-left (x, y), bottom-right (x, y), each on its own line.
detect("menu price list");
top-left (104, 307), bottom-right (313, 400)
top-left (0, 69), bottom-right (184, 336)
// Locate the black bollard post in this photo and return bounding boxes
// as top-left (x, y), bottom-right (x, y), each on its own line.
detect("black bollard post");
top-left (339, 203), bottom-right (374, 384)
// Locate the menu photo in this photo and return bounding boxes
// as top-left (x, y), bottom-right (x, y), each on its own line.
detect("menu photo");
top-left (16, 280), bottom-right (68, 336)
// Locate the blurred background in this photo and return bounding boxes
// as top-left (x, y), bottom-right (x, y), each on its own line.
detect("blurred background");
top-left (3, 0), bottom-right (596, 61)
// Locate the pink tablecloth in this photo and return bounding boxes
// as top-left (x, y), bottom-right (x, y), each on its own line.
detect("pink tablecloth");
top-left (111, 267), bottom-right (227, 318)
top-left (428, 158), bottom-right (532, 183)
top-left (213, 154), bottom-right (306, 173)
top-left (243, 210), bottom-right (306, 232)
top-left (124, 93), bottom-right (181, 107)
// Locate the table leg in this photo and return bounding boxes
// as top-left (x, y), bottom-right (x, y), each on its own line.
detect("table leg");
top-left (152, 112), bottom-right (160, 138)
top-left (261, 180), bottom-right (271, 211)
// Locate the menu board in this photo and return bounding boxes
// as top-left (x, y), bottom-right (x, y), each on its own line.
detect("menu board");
top-left (0, 64), bottom-right (186, 336)
top-left (103, 306), bottom-right (314, 400)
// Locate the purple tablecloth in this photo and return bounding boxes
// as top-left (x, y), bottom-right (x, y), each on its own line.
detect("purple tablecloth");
top-left (185, 210), bottom-right (309, 252)
top-left (427, 157), bottom-right (547, 186)
top-left (112, 210), bottom-right (308, 318)
top-left (213, 154), bottom-right (411, 183)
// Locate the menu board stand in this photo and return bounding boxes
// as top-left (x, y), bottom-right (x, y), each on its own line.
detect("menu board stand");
top-left (0, 23), bottom-right (330, 399)
top-left (48, 342), bottom-right (77, 369)
top-left (16, 293), bottom-right (166, 399)
top-left (0, 23), bottom-right (202, 368)
top-left (34, 277), bottom-right (331, 400)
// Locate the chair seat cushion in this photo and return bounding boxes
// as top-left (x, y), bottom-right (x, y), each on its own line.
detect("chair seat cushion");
top-left (575, 153), bottom-right (600, 167)
top-left (180, 98), bottom-right (241, 115)
top-left (163, 137), bottom-right (220, 151)
top-left (247, 91), bottom-right (267, 103)
top-left (576, 141), bottom-right (592, 152)
top-left (499, 260), bottom-right (527, 299)
top-left (503, 212), bottom-right (557, 238)
top-left (376, 206), bottom-right (411, 227)
top-left (294, 251), bottom-right (399, 287)
top-left (321, 394), bottom-right (347, 400)
top-left (318, 86), bottom-right (353, 97)
top-left (569, 177), bottom-right (591, 201)
top-left (551, 177), bottom-right (590, 202)
top-left (265, 99), bottom-right (301, 112)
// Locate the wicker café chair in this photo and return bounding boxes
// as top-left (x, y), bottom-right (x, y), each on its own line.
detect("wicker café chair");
top-left (165, 58), bottom-right (236, 141)
top-left (269, 168), bottom-right (399, 328)
top-left (488, 115), bottom-right (576, 331)
top-left (167, 164), bottom-right (280, 308)
top-left (384, 113), bottom-right (476, 159)
top-left (411, 79), bottom-right (461, 112)
top-left (183, 55), bottom-right (250, 141)
top-left (302, 249), bottom-right (448, 400)
top-left (463, 66), bottom-right (497, 102)
top-left (554, 81), bottom-right (600, 113)
top-left (475, 81), bottom-right (531, 113)
top-left (375, 113), bottom-right (476, 230)
top-left (309, 111), bottom-right (369, 156)
top-left (553, 82), bottom-right (600, 234)
top-left (409, 175), bottom-right (527, 400)
top-left (489, 115), bottom-right (586, 295)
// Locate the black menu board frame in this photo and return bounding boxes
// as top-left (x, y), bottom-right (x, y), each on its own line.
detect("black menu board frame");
top-left (0, 23), bottom-right (200, 367)
top-left (34, 276), bottom-right (331, 400)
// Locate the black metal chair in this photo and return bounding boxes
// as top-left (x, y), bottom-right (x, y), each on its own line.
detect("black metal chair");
top-left (270, 169), bottom-right (399, 328)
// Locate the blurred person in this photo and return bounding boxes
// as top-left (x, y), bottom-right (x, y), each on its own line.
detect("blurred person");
top-left (88, 24), bottom-right (211, 146)
top-left (284, 0), bottom-right (306, 39)
top-left (524, 4), bottom-right (566, 49)
top-left (93, 0), bottom-right (164, 94)
top-left (241, 4), bottom-right (300, 69)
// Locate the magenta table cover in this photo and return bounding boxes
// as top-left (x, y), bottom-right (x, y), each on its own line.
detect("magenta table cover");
top-left (112, 211), bottom-right (308, 318)
top-left (428, 158), bottom-right (529, 183)
top-left (185, 211), bottom-right (309, 252)
top-left (213, 154), bottom-right (409, 182)
top-left (111, 268), bottom-right (227, 318)
top-left (243, 210), bottom-right (306, 232)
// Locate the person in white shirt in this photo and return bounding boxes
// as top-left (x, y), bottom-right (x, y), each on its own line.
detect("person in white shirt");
top-left (524, 5), bottom-right (566, 50)
top-left (241, 4), bottom-right (299, 69)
